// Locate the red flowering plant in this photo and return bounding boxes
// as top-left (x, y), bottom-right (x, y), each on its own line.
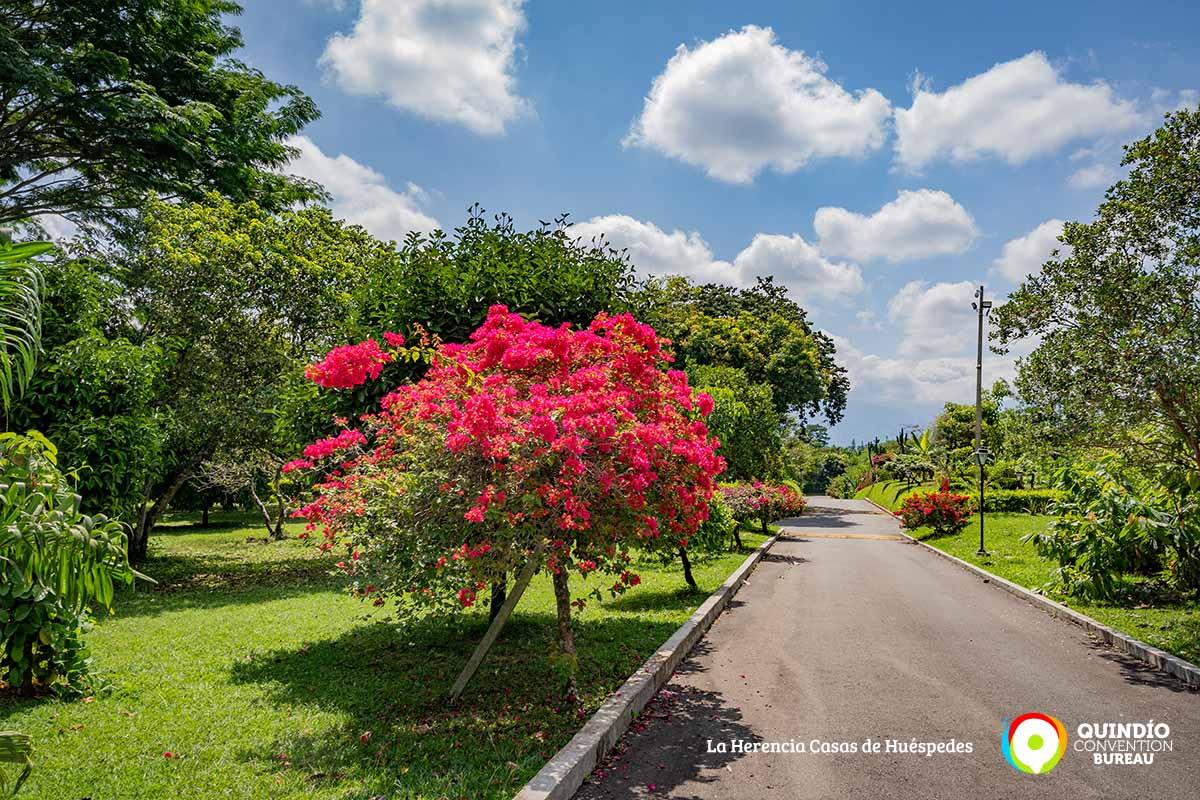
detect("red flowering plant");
top-left (290, 305), bottom-right (724, 700)
top-left (896, 490), bottom-right (975, 538)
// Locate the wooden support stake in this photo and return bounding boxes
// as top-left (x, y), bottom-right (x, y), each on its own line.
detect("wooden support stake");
top-left (448, 545), bottom-right (543, 702)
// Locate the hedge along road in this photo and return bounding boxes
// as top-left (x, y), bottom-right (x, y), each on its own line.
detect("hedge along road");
top-left (573, 497), bottom-right (1200, 800)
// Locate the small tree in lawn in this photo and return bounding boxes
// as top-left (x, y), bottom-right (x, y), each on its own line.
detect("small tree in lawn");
top-left (290, 306), bottom-right (724, 703)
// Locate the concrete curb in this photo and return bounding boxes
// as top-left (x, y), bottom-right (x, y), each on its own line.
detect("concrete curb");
top-left (513, 533), bottom-right (780, 800)
top-left (860, 495), bottom-right (1200, 689)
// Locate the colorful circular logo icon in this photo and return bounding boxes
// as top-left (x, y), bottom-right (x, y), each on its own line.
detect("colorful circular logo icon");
top-left (1002, 713), bottom-right (1067, 774)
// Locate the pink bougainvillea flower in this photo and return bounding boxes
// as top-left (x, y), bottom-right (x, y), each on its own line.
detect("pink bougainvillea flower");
top-left (305, 339), bottom-right (392, 389)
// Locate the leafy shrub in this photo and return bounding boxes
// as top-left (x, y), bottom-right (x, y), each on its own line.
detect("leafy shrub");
top-left (826, 474), bottom-right (857, 499)
top-left (1024, 457), bottom-right (1196, 600)
top-left (896, 490), bottom-right (975, 538)
top-left (689, 491), bottom-right (736, 554)
top-left (881, 453), bottom-right (936, 484)
top-left (987, 459), bottom-right (1025, 490)
top-left (975, 488), bottom-right (1063, 514)
top-left (0, 432), bottom-right (142, 696)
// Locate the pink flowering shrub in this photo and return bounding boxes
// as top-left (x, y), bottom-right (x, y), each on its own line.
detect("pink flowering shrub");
top-left (291, 305), bottom-right (724, 697)
top-left (722, 481), bottom-right (806, 532)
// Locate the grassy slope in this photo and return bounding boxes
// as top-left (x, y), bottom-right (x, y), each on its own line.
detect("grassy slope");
top-left (0, 513), bottom-right (767, 800)
top-left (854, 480), bottom-right (937, 512)
top-left (916, 514), bottom-right (1200, 665)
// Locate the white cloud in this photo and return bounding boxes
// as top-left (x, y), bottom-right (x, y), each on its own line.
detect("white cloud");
top-left (813, 189), bottom-right (978, 263)
top-left (894, 51), bottom-right (1143, 170)
top-left (570, 215), bottom-right (864, 305)
top-left (569, 215), bottom-right (737, 285)
top-left (732, 233), bottom-right (865, 303)
top-left (286, 135), bottom-right (439, 242)
top-left (1068, 163), bottom-right (1116, 189)
top-left (625, 25), bottom-right (891, 183)
top-left (992, 219), bottom-right (1068, 282)
top-left (887, 280), bottom-right (979, 356)
top-left (320, 0), bottom-right (528, 135)
top-left (830, 333), bottom-right (1019, 406)
top-left (855, 309), bottom-right (883, 331)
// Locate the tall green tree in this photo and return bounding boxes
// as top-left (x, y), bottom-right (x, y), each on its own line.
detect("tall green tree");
top-left (290, 206), bottom-right (640, 439)
top-left (687, 364), bottom-right (782, 480)
top-left (993, 107), bottom-right (1200, 472)
top-left (358, 206), bottom-right (637, 343)
top-left (13, 197), bottom-right (386, 559)
top-left (636, 276), bottom-right (849, 424)
top-left (0, 0), bottom-right (319, 226)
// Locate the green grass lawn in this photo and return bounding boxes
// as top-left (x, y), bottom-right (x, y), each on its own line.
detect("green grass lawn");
top-left (854, 479), bottom-right (937, 511)
top-left (915, 513), bottom-right (1200, 665)
top-left (0, 512), bottom-right (767, 800)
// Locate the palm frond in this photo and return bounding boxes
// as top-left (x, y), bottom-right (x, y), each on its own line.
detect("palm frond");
top-left (0, 241), bottom-right (50, 413)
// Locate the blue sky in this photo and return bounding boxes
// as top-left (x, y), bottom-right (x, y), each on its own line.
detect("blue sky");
top-left (229, 0), bottom-right (1198, 443)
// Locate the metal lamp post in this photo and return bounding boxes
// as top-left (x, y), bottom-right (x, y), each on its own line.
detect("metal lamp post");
top-left (971, 286), bottom-right (993, 557)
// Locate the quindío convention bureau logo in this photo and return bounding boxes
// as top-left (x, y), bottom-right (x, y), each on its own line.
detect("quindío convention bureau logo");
top-left (1002, 713), bottom-right (1068, 774)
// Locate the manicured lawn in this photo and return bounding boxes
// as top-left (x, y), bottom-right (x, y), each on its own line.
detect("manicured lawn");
top-left (0, 512), bottom-right (767, 800)
top-left (916, 513), bottom-right (1200, 665)
top-left (854, 479), bottom-right (936, 511)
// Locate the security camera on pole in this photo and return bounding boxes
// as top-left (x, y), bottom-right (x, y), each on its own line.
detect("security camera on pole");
top-left (971, 285), bottom-right (992, 557)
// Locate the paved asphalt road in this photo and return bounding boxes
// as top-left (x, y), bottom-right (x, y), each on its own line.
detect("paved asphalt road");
top-left (574, 497), bottom-right (1200, 800)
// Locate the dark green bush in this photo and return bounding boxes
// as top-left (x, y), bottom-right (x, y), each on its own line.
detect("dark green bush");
top-left (826, 474), bottom-right (857, 499)
top-left (975, 488), bottom-right (1063, 514)
top-left (1024, 457), bottom-right (1185, 600)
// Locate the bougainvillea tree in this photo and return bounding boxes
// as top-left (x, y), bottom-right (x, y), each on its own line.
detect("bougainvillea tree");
top-left (290, 305), bottom-right (724, 701)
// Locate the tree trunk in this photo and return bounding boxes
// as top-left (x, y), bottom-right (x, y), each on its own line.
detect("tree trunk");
top-left (201, 501), bottom-right (210, 528)
top-left (248, 480), bottom-right (282, 540)
top-left (550, 567), bottom-right (578, 706)
top-left (489, 579), bottom-right (507, 622)
top-left (130, 465), bottom-right (198, 562)
top-left (678, 547), bottom-right (697, 591)
top-left (731, 522), bottom-right (743, 550)
top-left (20, 637), bottom-right (34, 696)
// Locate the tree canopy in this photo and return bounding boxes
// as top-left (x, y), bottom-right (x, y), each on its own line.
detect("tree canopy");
top-left (12, 196), bottom-right (386, 558)
top-left (0, 0), bottom-right (319, 226)
top-left (993, 106), bottom-right (1200, 472)
top-left (636, 276), bottom-right (849, 425)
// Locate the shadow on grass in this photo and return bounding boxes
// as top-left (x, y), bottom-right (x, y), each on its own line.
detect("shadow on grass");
top-left (606, 585), bottom-right (710, 613)
top-left (113, 549), bottom-right (341, 618)
top-left (228, 611), bottom-right (686, 798)
top-left (154, 510), bottom-right (272, 534)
